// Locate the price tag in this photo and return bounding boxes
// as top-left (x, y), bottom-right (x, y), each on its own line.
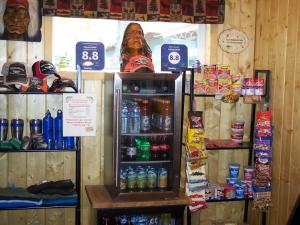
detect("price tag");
top-left (161, 44), bottom-right (188, 71)
top-left (76, 42), bottom-right (105, 70)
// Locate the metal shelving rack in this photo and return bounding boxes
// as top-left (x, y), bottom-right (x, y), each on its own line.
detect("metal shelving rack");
top-left (182, 68), bottom-right (270, 225)
top-left (0, 91), bottom-right (81, 225)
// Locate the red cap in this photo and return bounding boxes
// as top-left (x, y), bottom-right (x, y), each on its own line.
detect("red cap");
top-left (7, 0), bottom-right (29, 9)
top-left (124, 55), bottom-right (154, 73)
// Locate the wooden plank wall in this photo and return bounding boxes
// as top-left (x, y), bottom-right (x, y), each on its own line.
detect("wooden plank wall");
top-left (190, 0), bottom-right (257, 224)
top-left (3, 0), bottom-right (297, 224)
top-left (254, 0), bottom-right (300, 225)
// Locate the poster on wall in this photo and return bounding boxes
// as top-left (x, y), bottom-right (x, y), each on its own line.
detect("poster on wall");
top-left (76, 41), bottom-right (105, 70)
top-left (0, 0), bottom-right (42, 42)
top-left (63, 94), bottom-right (97, 137)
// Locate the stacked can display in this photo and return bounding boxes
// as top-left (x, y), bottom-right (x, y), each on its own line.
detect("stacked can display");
top-left (205, 164), bottom-right (255, 201)
top-left (120, 166), bottom-right (168, 192)
top-left (252, 111), bottom-right (272, 210)
top-left (101, 213), bottom-right (174, 225)
top-left (185, 111), bottom-right (207, 212)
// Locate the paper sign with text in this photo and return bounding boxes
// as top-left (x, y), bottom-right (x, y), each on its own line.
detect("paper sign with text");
top-left (63, 94), bottom-right (96, 136)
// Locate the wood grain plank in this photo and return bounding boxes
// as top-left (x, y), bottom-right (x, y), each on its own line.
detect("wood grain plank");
top-left (277, 0), bottom-right (298, 223)
top-left (26, 95), bottom-right (46, 225)
top-left (7, 93), bottom-right (27, 225)
top-left (81, 80), bottom-right (103, 225)
top-left (266, 0), bottom-right (288, 224)
top-left (45, 95), bottom-right (65, 225)
top-left (286, 0), bottom-right (300, 219)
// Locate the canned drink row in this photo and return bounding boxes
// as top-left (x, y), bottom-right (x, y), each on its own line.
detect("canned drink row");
top-left (120, 166), bottom-right (168, 191)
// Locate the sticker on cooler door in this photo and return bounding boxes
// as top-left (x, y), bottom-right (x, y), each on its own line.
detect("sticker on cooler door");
top-left (63, 94), bottom-right (96, 136)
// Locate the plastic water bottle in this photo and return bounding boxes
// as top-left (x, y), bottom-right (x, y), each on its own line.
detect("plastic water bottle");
top-left (121, 102), bottom-right (129, 134)
top-left (54, 110), bottom-right (64, 149)
top-left (43, 110), bottom-right (54, 149)
top-left (129, 102), bottom-right (140, 133)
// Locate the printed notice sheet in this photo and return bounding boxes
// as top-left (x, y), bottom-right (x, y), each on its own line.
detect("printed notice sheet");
top-left (63, 94), bottom-right (96, 136)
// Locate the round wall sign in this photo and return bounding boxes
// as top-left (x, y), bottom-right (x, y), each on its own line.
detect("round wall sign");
top-left (218, 28), bottom-right (249, 54)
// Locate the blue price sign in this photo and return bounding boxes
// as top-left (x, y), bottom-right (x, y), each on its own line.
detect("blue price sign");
top-left (76, 42), bottom-right (105, 70)
top-left (161, 44), bottom-right (188, 71)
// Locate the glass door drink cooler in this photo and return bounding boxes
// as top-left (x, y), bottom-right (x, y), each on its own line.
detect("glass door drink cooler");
top-left (103, 72), bottom-right (183, 201)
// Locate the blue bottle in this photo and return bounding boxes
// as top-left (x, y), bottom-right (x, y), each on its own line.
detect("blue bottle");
top-left (43, 110), bottom-right (54, 149)
top-left (64, 136), bottom-right (75, 149)
top-left (54, 109), bottom-right (64, 149)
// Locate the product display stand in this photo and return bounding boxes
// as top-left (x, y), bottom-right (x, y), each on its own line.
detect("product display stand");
top-left (86, 185), bottom-right (191, 225)
top-left (0, 91), bottom-right (81, 225)
top-left (182, 68), bottom-right (270, 225)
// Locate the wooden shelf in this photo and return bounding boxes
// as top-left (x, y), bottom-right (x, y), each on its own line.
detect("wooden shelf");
top-left (0, 91), bottom-right (76, 95)
top-left (0, 204), bottom-right (77, 211)
top-left (0, 149), bottom-right (77, 152)
top-left (122, 93), bottom-right (174, 96)
top-left (207, 198), bottom-right (253, 203)
top-left (120, 160), bottom-right (172, 165)
top-left (122, 132), bottom-right (173, 136)
top-left (85, 185), bottom-right (191, 209)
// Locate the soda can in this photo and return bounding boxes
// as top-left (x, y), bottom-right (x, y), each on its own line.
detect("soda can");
top-left (148, 215), bottom-right (159, 225)
top-left (120, 168), bottom-right (128, 191)
top-left (120, 216), bottom-right (127, 225)
top-left (137, 167), bottom-right (146, 190)
top-left (158, 168), bottom-right (168, 189)
top-left (131, 215), bottom-right (138, 225)
top-left (127, 167), bottom-right (137, 190)
top-left (147, 167), bottom-right (157, 189)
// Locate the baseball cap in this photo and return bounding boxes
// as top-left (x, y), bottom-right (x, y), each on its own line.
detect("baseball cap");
top-left (1, 62), bottom-right (31, 86)
top-left (7, 0), bottom-right (29, 9)
top-left (123, 55), bottom-right (154, 73)
top-left (32, 60), bottom-right (61, 80)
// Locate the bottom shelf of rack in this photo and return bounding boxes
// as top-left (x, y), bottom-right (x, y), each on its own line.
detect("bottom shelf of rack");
top-left (0, 204), bottom-right (78, 210)
top-left (206, 198), bottom-right (252, 203)
top-left (0, 187), bottom-right (78, 211)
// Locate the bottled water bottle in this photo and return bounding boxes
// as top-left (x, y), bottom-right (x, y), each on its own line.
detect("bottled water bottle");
top-left (121, 101), bottom-right (129, 134)
top-left (129, 102), bottom-right (140, 133)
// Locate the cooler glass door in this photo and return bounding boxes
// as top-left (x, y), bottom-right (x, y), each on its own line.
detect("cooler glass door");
top-left (113, 72), bottom-right (183, 200)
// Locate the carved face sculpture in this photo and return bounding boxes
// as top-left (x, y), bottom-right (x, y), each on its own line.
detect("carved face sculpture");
top-left (125, 23), bottom-right (144, 54)
top-left (120, 23), bottom-right (153, 72)
top-left (3, 0), bottom-right (30, 39)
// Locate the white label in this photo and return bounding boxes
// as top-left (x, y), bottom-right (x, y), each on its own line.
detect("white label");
top-left (63, 94), bottom-right (96, 136)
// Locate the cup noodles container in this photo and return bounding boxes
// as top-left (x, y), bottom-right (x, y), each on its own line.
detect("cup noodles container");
top-left (229, 163), bottom-right (240, 179)
top-left (231, 132), bottom-right (244, 143)
top-left (244, 166), bottom-right (255, 181)
top-left (255, 78), bottom-right (264, 96)
top-left (231, 120), bottom-right (245, 133)
top-left (223, 184), bottom-right (236, 199)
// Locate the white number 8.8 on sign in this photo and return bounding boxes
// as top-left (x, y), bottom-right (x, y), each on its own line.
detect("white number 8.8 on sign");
top-left (168, 52), bottom-right (180, 65)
